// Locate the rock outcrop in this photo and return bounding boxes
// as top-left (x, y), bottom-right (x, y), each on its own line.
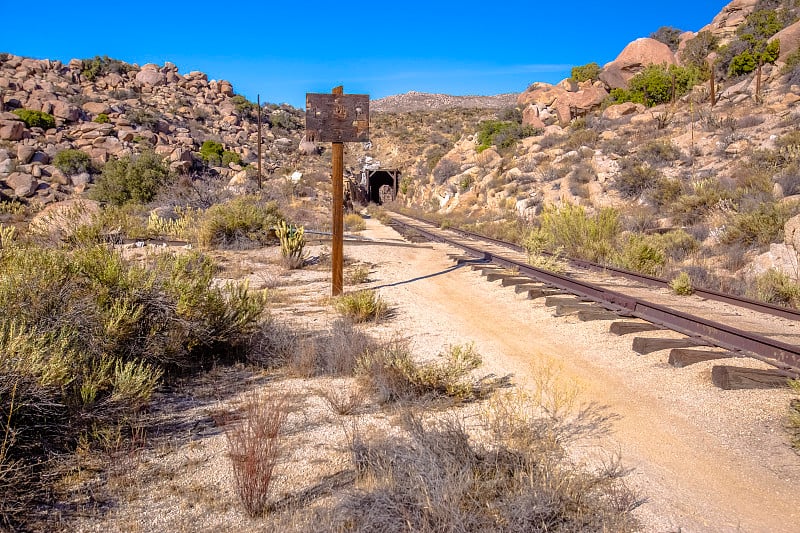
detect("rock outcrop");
top-left (0, 54), bottom-right (304, 204)
top-left (599, 38), bottom-right (677, 90)
top-left (517, 81), bottom-right (608, 126)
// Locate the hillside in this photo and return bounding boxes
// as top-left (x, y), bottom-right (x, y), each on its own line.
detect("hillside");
top-left (1, 0), bottom-right (800, 297)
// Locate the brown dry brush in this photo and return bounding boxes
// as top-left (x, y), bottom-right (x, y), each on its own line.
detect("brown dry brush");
top-left (308, 395), bottom-right (639, 533)
top-left (225, 392), bottom-right (288, 517)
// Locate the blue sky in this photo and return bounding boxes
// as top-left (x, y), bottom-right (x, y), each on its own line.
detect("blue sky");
top-left (1, 1), bottom-right (729, 108)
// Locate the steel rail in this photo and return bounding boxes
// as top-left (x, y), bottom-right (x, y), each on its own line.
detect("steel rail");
top-left (397, 212), bottom-right (800, 322)
top-left (389, 215), bottom-right (800, 374)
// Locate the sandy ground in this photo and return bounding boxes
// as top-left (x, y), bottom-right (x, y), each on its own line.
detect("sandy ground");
top-left (73, 216), bottom-right (800, 532)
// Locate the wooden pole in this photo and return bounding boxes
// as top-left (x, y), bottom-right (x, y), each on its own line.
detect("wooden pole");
top-left (257, 94), bottom-right (263, 189)
top-left (331, 85), bottom-right (344, 296)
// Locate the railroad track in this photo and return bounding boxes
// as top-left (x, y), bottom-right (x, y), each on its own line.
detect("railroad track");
top-left (387, 212), bottom-right (800, 389)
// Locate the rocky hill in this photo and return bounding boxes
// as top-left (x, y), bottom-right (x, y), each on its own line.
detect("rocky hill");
top-left (372, 91), bottom-right (518, 113)
top-left (2, 0), bottom-right (800, 299)
top-left (0, 56), bottom-right (306, 204)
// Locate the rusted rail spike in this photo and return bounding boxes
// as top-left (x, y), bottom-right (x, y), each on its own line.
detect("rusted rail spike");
top-left (388, 214), bottom-right (800, 374)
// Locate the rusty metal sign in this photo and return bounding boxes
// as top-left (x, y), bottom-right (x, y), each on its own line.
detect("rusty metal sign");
top-left (306, 93), bottom-right (369, 143)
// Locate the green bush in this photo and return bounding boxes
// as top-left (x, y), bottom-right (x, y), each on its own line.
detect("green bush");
top-left (638, 139), bottom-right (682, 165)
top-left (615, 234), bottom-right (666, 276)
top-left (80, 55), bottom-right (135, 81)
top-left (53, 149), bottom-right (93, 175)
top-left (571, 62), bottom-right (601, 82)
top-left (91, 150), bottom-right (171, 205)
top-left (196, 195), bottom-right (283, 248)
top-left (335, 290), bottom-right (388, 323)
top-left (538, 203), bottom-right (621, 263)
top-left (199, 140), bottom-right (238, 166)
top-left (476, 120), bottom-right (539, 152)
top-left (611, 64), bottom-right (703, 107)
top-left (93, 113), bottom-right (110, 124)
top-left (12, 109), bottom-right (55, 129)
top-left (0, 235), bottom-right (267, 526)
top-left (125, 107), bottom-right (161, 131)
top-left (670, 271), bottom-right (694, 295)
top-left (721, 201), bottom-right (796, 247)
top-left (754, 268), bottom-right (800, 308)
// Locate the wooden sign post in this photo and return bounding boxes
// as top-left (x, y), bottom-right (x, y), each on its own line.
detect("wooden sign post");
top-left (306, 87), bottom-right (369, 296)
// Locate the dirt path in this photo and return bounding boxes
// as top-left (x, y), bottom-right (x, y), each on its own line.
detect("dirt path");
top-left (349, 217), bottom-right (800, 533)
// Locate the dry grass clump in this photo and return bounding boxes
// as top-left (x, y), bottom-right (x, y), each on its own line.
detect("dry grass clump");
top-left (319, 388), bottom-right (638, 533)
top-left (344, 213), bottom-right (367, 232)
top-left (345, 264), bottom-right (370, 284)
top-left (357, 341), bottom-right (496, 403)
top-left (316, 382), bottom-right (369, 416)
top-left (248, 318), bottom-right (378, 378)
top-left (224, 392), bottom-right (288, 517)
top-left (334, 290), bottom-right (389, 322)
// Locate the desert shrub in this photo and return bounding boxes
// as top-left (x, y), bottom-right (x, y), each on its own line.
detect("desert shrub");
top-left (681, 31), bottom-right (719, 69)
top-left (670, 271), bottom-right (694, 295)
top-left (335, 290), bottom-right (388, 322)
top-left (616, 159), bottom-right (662, 199)
top-left (753, 269), bottom-right (800, 307)
top-left (615, 234), bottom-right (666, 276)
top-left (221, 150), bottom-right (242, 167)
top-left (538, 203), bottom-right (621, 263)
top-left (125, 107), bottom-right (161, 131)
top-left (225, 392), bottom-right (287, 517)
top-left (357, 342), bottom-right (486, 403)
top-left (199, 140), bottom-right (224, 165)
top-left (654, 229), bottom-right (699, 261)
top-left (637, 139), bottom-right (682, 165)
top-left (476, 120), bottom-right (539, 152)
top-left (276, 220), bottom-right (305, 269)
top-left (564, 128), bottom-right (598, 151)
top-left (650, 26), bottom-right (683, 52)
top-left (0, 236), bottom-right (268, 526)
top-left (93, 113), bottom-right (110, 124)
top-left (647, 176), bottom-right (682, 207)
top-left (80, 55), bottom-right (135, 81)
top-left (196, 196), bottom-right (283, 248)
top-left (571, 61), bottom-right (601, 82)
top-left (12, 109), bottom-right (55, 129)
top-left (327, 389), bottom-right (638, 532)
top-left (230, 95), bottom-right (258, 121)
top-left (53, 149), bottom-right (93, 175)
top-left (612, 64), bottom-right (703, 107)
top-left (720, 201), bottom-right (796, 247)
top-left (670, 178), bottom-right (735, 226)
top-left (344, 213), bottom-right (366, 231)
top-left (91, 150), bottom-right (171, 205)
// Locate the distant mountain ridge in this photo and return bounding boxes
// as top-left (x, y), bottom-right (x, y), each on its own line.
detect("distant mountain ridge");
top-left (371, 91), bottom-right (518, 113)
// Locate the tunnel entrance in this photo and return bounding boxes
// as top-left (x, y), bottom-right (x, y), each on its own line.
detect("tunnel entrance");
top-left (363, 169), bottom-right (400, 205)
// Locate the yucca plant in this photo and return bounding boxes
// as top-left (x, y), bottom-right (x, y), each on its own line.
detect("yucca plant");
top-left (276, 220), bottom-right (306, 269)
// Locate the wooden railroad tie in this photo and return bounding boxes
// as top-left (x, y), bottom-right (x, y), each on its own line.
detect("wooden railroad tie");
top-left (523, 287), bottom-right (563, 300)
top-left (711, 365), bottom-right (795, 390)
top-left (610, 321), bottom-right (665, 335)
top-left (577, 308), bottom-right (621, 321)
top-left (632, 336), bottom-right (707, 355)
top-left (555, 303), bottom-right (596, 316)
top-left (668, 348), bottom-right (734, 368)
top-left (544, 295), bottom-right (592, 307)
